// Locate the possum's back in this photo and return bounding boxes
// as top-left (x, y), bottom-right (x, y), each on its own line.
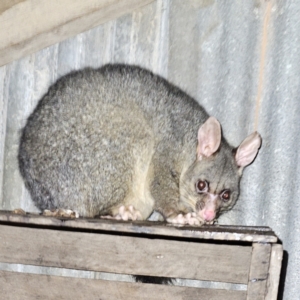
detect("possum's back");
top-left (21, 64), bottom-right (207, 158)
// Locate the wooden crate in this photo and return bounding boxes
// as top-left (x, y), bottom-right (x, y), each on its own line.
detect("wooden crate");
top-left (0, 211), bottom-right (282, 300)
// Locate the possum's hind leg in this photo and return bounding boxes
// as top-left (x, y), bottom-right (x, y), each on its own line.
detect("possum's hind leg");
top-left (98, 133), bottom-right (155, 221)
top-left (99, 151), bottom-right (155, 222)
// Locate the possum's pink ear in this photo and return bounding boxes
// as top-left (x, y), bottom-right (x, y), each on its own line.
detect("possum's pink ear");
top-left (197, 117), bottom-right (221, 160)
top-left (235, 132), bottom-right (262, 168)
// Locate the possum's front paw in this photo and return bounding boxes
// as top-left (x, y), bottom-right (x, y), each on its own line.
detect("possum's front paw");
top-left (101, 205), bottom-right (143, 221)
top-left (43, 209), bottom-right (79, 218)
top-left (13, 208), bottom-right (26, 215)
top-left (167, 212), bottom-right (204, 226)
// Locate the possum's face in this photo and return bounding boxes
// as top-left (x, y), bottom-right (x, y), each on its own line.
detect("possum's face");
top-left (180, 149), bottom-right (241, 223)
top-left (179, 117), bottom-right (261, 224)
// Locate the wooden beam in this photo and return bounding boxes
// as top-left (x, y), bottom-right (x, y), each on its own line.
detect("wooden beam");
top-left (0, 211), bottom-right (279, 243)
top-left (246, 243), bottom-right (271, 300)
top-left (0, 271), bottom-right (247, 300)
top-left (265, 244), bottom-right (283, 300)
top-left (0, 0), bottom-right (155, 67)
top-left (0, 224), bottom-right (252, 284)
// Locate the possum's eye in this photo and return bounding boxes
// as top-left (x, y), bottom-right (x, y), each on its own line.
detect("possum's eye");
top-left (221, 190), bottom-right (231, 202)
top-left (196, 180), bottom-right (209, 193)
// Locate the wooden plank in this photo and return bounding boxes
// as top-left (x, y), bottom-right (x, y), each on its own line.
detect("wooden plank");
top-left (0, 270), bottom-right (247, 300)
top-left (0, 211), bottom-right (278, 243)
top-left (0, 224), bottom-right (252, 284)
top-left (0, 67), bottom-right (8, 207)
top-left (0, 0), bottom-right (155, 67)
top-left (246, 243), bottom-right (272, 300)
top-left (265, 244), bottom-right (283, 300)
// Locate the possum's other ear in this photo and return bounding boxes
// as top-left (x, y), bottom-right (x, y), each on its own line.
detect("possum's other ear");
top-left (235, 132), bottom-right (262, 169)
top-left (197, 117), bottom-right (221, 160)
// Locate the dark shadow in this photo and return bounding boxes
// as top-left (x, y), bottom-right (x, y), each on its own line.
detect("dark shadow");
top-left (277, 250), bottom-right (288, 300)
top-left (133, 275), bottom-right (173, 285)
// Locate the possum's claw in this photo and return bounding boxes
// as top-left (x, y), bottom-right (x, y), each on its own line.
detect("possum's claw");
top-left (167, 212), bottom-right (204, 226)
top-left (101, 205), bottom-right (143, 221)
top-left (13, 208), bottom-right (26, 215)
top-left (43, 209), bottom-right (79, 218)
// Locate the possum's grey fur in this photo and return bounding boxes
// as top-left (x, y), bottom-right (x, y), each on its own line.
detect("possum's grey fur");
top-left (18, 64), bottom-right (261, 224)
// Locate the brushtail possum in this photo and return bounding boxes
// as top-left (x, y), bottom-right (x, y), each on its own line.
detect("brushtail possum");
top-left (18, 64), bottom-right (261, 225)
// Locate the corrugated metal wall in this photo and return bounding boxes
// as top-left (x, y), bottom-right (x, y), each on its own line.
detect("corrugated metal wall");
top-left (0, 0), bottom-right (298, 298)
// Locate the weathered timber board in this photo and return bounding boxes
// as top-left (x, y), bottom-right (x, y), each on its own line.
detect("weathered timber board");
top-left (0, 271), bottom-right (247, 300)
top-left (265, 244), bottom-right (284, 300)
top-left (0, 211), bottom-right (278, 243)
top-left (0, 0), bottom-right (155, 66)
top-left (246, 243), bottom-right (272, 300)
top-left (0, 224), bottom-right (252, 284)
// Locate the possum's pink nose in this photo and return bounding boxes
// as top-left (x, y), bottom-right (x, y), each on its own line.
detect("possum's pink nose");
top-left (203, 210), bottom-right (215, 221)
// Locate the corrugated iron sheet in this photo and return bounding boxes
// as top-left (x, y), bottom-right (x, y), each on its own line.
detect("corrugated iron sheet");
top-left (0, 0), bottom-right (298, 298)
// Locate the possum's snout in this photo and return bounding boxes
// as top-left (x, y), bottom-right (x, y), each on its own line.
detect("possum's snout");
top-left (196, 193), bottom-right (219, 222)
